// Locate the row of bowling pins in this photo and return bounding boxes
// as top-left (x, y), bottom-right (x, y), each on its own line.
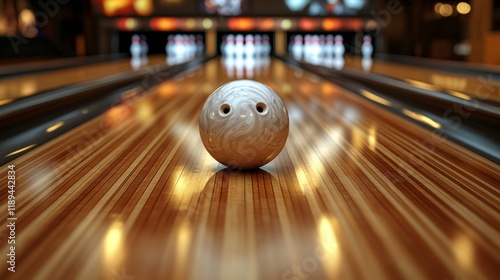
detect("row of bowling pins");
top-left (289, 34), bottom-right (344, 63)
top-left (223, 56), bottom-right (270, 79)
top-left (221, 34), bottom-right (271, 58)
top-left (130, 34), bottom-right (149, 59)
top-left (130, 34), bottom-right (149, 69)
top-left (166, 34), bottom-right (204, 64)
top-left (289, 34), bottom-right (373, 61)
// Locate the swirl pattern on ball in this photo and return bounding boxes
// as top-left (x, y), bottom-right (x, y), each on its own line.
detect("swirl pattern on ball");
top-left (199, 80), bottom-right (289, 169)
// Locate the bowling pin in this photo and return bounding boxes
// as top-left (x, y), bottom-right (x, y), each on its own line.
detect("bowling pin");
top-left (334, 35), bottom-right (345, 58)
top-left (255, 34), bottom-right (263, 57)
top-left (186, 35), bottom-right (193, 58)
top-left (130, 34), bottom-right (141, 59)
top-left (291, 35), bottom-right (303, 60)
top-left (190, 35), bottom-right (197, 58)
top-left (185, 35), bottom-right (192, 59)
top-left (221, 35), bottom-right (227, 56)
top-left (140, 35), bottom-right (148, 65)
top-left (140, 35), bottom-right (148, 58)
top-left (361, 35), bottom-right (373, 59)
top-left (324, 34), bottom-right (334, 57)
top-left (234, 34), bottom-right (245, 58)
top-left (182, 34), bottom-right (188, 59)
top-left (288, 35), bottom-right (295, 55)
top-left (176, 34), bottom-right (186, 61)
top-left (309, 35), bottom-right (322, 65)
top-left (245, 34), bottom-right (255, 58)
top-left (319, 34), bottom-right (325, 57)
top-left (303, 34), bottom-right (312, 61)
top-left (184, 35), bottom-right (190, 59)
top-left (196, 34), bottom-right (204, 56)
top-left (262, 35), bottom-right (271, 56)
top-left (225, 34), bottom-right (235, 57)
top-left (166, 35), bottom-right (173, 57)
top-left (323, 35), bottom-right (334, 68)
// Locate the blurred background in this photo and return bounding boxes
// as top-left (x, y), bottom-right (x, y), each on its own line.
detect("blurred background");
top-left (0, 0), bottom-right (498, 64)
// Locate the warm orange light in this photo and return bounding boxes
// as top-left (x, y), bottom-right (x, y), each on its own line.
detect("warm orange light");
top-left (6, 144), bottom-right (37, 157)
top-left (0, 99), bottom-right (14, 106)
top-left (19, 9), bottom-right (38, 37)
top-left (322, 18), bottom-right (342, 31)
top-left (258, 18), bottom-right (275, 30)
top-left (228, 18), bottom-right (255, 31)
top-left (280, 19), bottom-right (292, 30)
top-left (184, 18), bottom-right (197, 29)
top-left (202, 18), bottom-right (213, 29)
top-left (105, 105), bottom-right (132, 125)
top-left (157, 82), bottom-right (177, 97)
top-left (133, 0), bottom-right (153, 15)
top-left (150, 17), bottom-right (177, 31)
top-left (321, 83), bottom-right (336, 96)
top-left (46, 121), bottom-right (64, 133)
top-left (456, 2), bottom-right (471, 15)
top-left (19, 9), bottom-right (35, 25)
top-left (434, 3), bottom-right (443, 14)
top-left (127, 18), bottom-right (138, 29)
top-left (117, 18), bottom-right (138, 30)
top-left (299, 84), bottom-right (314, 95)
top-left (344, 19), bottom-right (363, 30)
top-left (103, 0), bottom-right (132, 16)
top-left (299, 18), bottom-right (318, 31)
top-left (439, 4), bottom-right (453, 17)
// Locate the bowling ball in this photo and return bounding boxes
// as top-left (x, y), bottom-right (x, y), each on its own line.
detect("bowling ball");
top-left (199, 80), bottom-right (289, 170)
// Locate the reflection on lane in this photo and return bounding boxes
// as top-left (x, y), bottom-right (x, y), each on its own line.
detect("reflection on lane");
top-left (344, 56), bottom-right (500, 103)
top-left (0, 55), bottom-right (167, 103)
top-left (2, 57), bottom-right (498, 280)
top-left (222, 55), bottom-right (270, 79)
top-left (103, 220), bottom-right (125, 277)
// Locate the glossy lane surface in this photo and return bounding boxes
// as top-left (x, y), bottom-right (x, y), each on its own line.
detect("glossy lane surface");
top-left (0, 55), bottom-right (167, 105)
top-left (0, 57), bottom-right (498, 280)
top-left (345, 56), bottom-right (500, 103)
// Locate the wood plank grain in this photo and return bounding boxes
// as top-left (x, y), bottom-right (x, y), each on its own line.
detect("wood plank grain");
top-left (0, 55), bottom-right (167, 103)
top-left (0, 57), bottom-right (498, 280)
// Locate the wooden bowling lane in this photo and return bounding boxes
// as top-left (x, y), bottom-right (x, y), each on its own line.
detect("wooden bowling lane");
top-left (0, 55), bottom-right (166, 105)
top-left (0, 57), bottom-right (499, 280)
top-left (344, 56), bottom-right (500, 103)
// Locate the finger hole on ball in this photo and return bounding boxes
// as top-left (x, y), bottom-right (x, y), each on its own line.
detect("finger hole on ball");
top-left (220, 104), bottom-right (231, 115)
top-left (256, 102), bottom-right (267, 114)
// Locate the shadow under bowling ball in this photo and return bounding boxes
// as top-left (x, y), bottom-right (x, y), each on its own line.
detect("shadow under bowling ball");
top-left (188, 168), bottom-right (279, 221)
top-left (186, 168), bottom-right (324, 280)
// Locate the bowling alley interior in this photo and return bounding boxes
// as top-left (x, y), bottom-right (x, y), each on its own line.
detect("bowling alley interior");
top-left (0, 0), bottom-right (499, 279)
